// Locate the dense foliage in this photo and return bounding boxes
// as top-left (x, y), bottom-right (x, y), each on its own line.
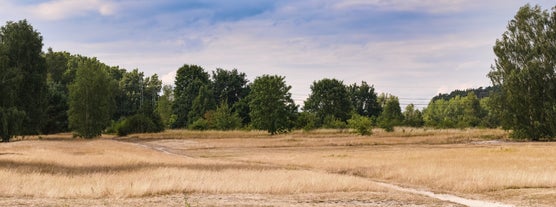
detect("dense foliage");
top-left (172, 64), bottom-right (211, 128)
top-left (303, 78), bottom-right (353, 126)
top-left (249, 75), bottom-right (297, 135)
top-left (68, 57), bottom-right (116, 138)
top-left (431, 86), bottom-right (497, 102)
top-left (0, 20), bottom-right (46, 141)
top-left (488, 4), bottom-right (556, 140)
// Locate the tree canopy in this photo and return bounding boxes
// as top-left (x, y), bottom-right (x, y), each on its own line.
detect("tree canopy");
top-left (249, 75), bottom-right (297, 135)
top-left (488, 4), bottom-right (556, 140)
top-left (348, 81), bottom-right (381, 118)
top-left (173, 64), bottom-right (210, 128)
top-left (68, 57), bottom-right (116, 138)
top-left (303, 78), bottom-right (352, 126)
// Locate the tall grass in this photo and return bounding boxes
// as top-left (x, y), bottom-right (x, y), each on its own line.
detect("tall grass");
top-left (0, 140), bottom-right (385, 198)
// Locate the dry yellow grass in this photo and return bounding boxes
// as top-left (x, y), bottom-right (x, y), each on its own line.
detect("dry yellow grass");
top-left (124, 128), bottom-right (556, 206)
top-left (2, 128), bottom-right (554, 206)
top-left (0, 139), bottom-right (387, 198)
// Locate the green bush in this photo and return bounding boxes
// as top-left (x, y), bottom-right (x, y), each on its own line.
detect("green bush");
top-left (188, 118), bottom-right (209, 131)
top-left (295, 112), bottom-right (317, 131)
top-left (212, 102), bottom-right (242, 130)
top-left (322, 115), bottom-right (347, 129)
top-left (115, 114), bottom-right (164, 136)
top-left (348, 114), bottom-right (373, 135)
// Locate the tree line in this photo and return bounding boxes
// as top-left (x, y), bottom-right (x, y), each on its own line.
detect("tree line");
top-left (1, 3), bottom-right (555, 141)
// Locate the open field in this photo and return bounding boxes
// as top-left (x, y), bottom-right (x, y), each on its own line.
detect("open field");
top-left (1, 128), bottom-right (555, 206)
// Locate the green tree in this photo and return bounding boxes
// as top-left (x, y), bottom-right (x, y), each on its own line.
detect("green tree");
top-left (173, 64), bottom-right (210, 128)
top-left (0, 38), bottom-right (24, 141)
top-left (45, 48), bottom-right (70, 83)
top-left (142, 74), bottom-right (162, 111)
top-left (232, 96), bottom-right (251, 126)
top-left (423, 99), bottom-right (447, 128)
top-left (68, 58), bottom-right (116, 138)
top-left (0, 107), bottom-right (26, 142)
top-left (1, 20), bottom-right (47, 135)
top-left (212, 101), bottom-right (242, 130)
top-left (478, 97), bottom-right (499, 128)
top-left (461, 92), bottom-right (481, 128)
top-left (212, 68), bottom-right (251, 126)
top-left (348, 81), bottom-right (381, 117)
top-left (423, 93), bottom-right (485, 129)
top-left (43, 81), bottom-right (69, 134)
top-left (157, 85), bottom-right (175, 128)
top-left (212, 68), bottom-right (249, 106)
top-left (118, 69), bottom-right (144, 117)
top-left (248, 75), bottom-right (297, 135)
top-left (377, 93), bottom-right (403, 131)
top-left (488, 4), bottom-right (556, 140)
top-left (188, 84), bottom-right (216, 123)
top-left (303, 78), bottom-right (352, 126)
top-left (403, 104), bottom-right (424, 127)
top-left (43, 49), bottom-right (71, 134)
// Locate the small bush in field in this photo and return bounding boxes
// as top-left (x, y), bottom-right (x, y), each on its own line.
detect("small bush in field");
top-left (188, 118), bottom-right (209, 131)
top-left (348, 114), bottom-right (373, 135)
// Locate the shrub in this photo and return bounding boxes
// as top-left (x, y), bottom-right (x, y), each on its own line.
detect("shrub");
top-left (116, 114), bottom-right (164, 136)
top-left (295, 112), bottom-right (317, 131)
top-left (348, 114), bottom-right (373, 135)
top-left (188, 118), bottom-right (209, 131)
top-left (211, 102), bottom-right (242, 130)
top-left (322, 115), bottom-right (347, 129)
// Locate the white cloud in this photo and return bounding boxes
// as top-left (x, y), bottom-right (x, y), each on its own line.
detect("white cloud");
top-left (32, 0), bottom-right (117, 20)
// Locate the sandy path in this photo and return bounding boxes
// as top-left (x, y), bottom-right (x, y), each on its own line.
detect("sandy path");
top-left (374, 182), bottom-right (512, 207)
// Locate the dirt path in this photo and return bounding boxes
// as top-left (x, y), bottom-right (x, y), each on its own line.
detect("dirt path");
top-left (115, 139), bottom-right (514, 207)
top-left (374, 182), bottom-right (512, 207)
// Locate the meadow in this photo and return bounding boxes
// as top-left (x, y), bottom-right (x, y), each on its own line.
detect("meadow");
top-left (0, 128), bottom-right (554, 206)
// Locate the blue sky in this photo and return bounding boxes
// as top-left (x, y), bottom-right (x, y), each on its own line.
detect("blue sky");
top-left (1, 0), bottom-right (554, 107)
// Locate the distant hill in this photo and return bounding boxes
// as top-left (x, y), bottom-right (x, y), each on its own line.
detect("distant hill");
top-left (431, 86), bottom-right (498, 102)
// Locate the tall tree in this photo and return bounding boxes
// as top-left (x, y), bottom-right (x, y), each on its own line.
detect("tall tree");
top-left (172, 64), bottom-right (210, 128)
top-left (212, 68), bottom-right (250, 106)
top-left (68, 57), bottom-right (116, 138)
top-left (303, 78), bottom-right (352, 125)
top-left (45, 48), bottom-right (70, 83)
top-left (1, 20), bottom-right (47, 135)
top-left (118, 69), bottom-right (144, 118)
top-left (0, 34), bottom-right (24, 141)
top-left (403, 104), bottom-right (424, 127)
top-left (348, 81), bottom-right (381, 117)
top-left (488, 4), bottom-right (556, 140)
top-left (43, 49), bottom-right (71, 134)
top-left (248, 75), bottom-right (297, 135)
top-left (43, 81), bottom-right (69, 134)
top-left (143, 74), bottom-right (162, 111)
top-left (188, 84), bottom-right (216, 123)
top-left (377, 93), bottom-right (403, 131)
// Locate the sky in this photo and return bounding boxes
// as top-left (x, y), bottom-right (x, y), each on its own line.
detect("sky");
top-left (0, 0), bottom-right (554, 108)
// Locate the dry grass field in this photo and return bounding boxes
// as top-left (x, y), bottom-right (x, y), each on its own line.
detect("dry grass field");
top-left (1, 128), bottom-right (555, 206)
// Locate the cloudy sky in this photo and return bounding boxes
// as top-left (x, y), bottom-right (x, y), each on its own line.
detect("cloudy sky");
top-left (0, 0), bottom-right (554, 107)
